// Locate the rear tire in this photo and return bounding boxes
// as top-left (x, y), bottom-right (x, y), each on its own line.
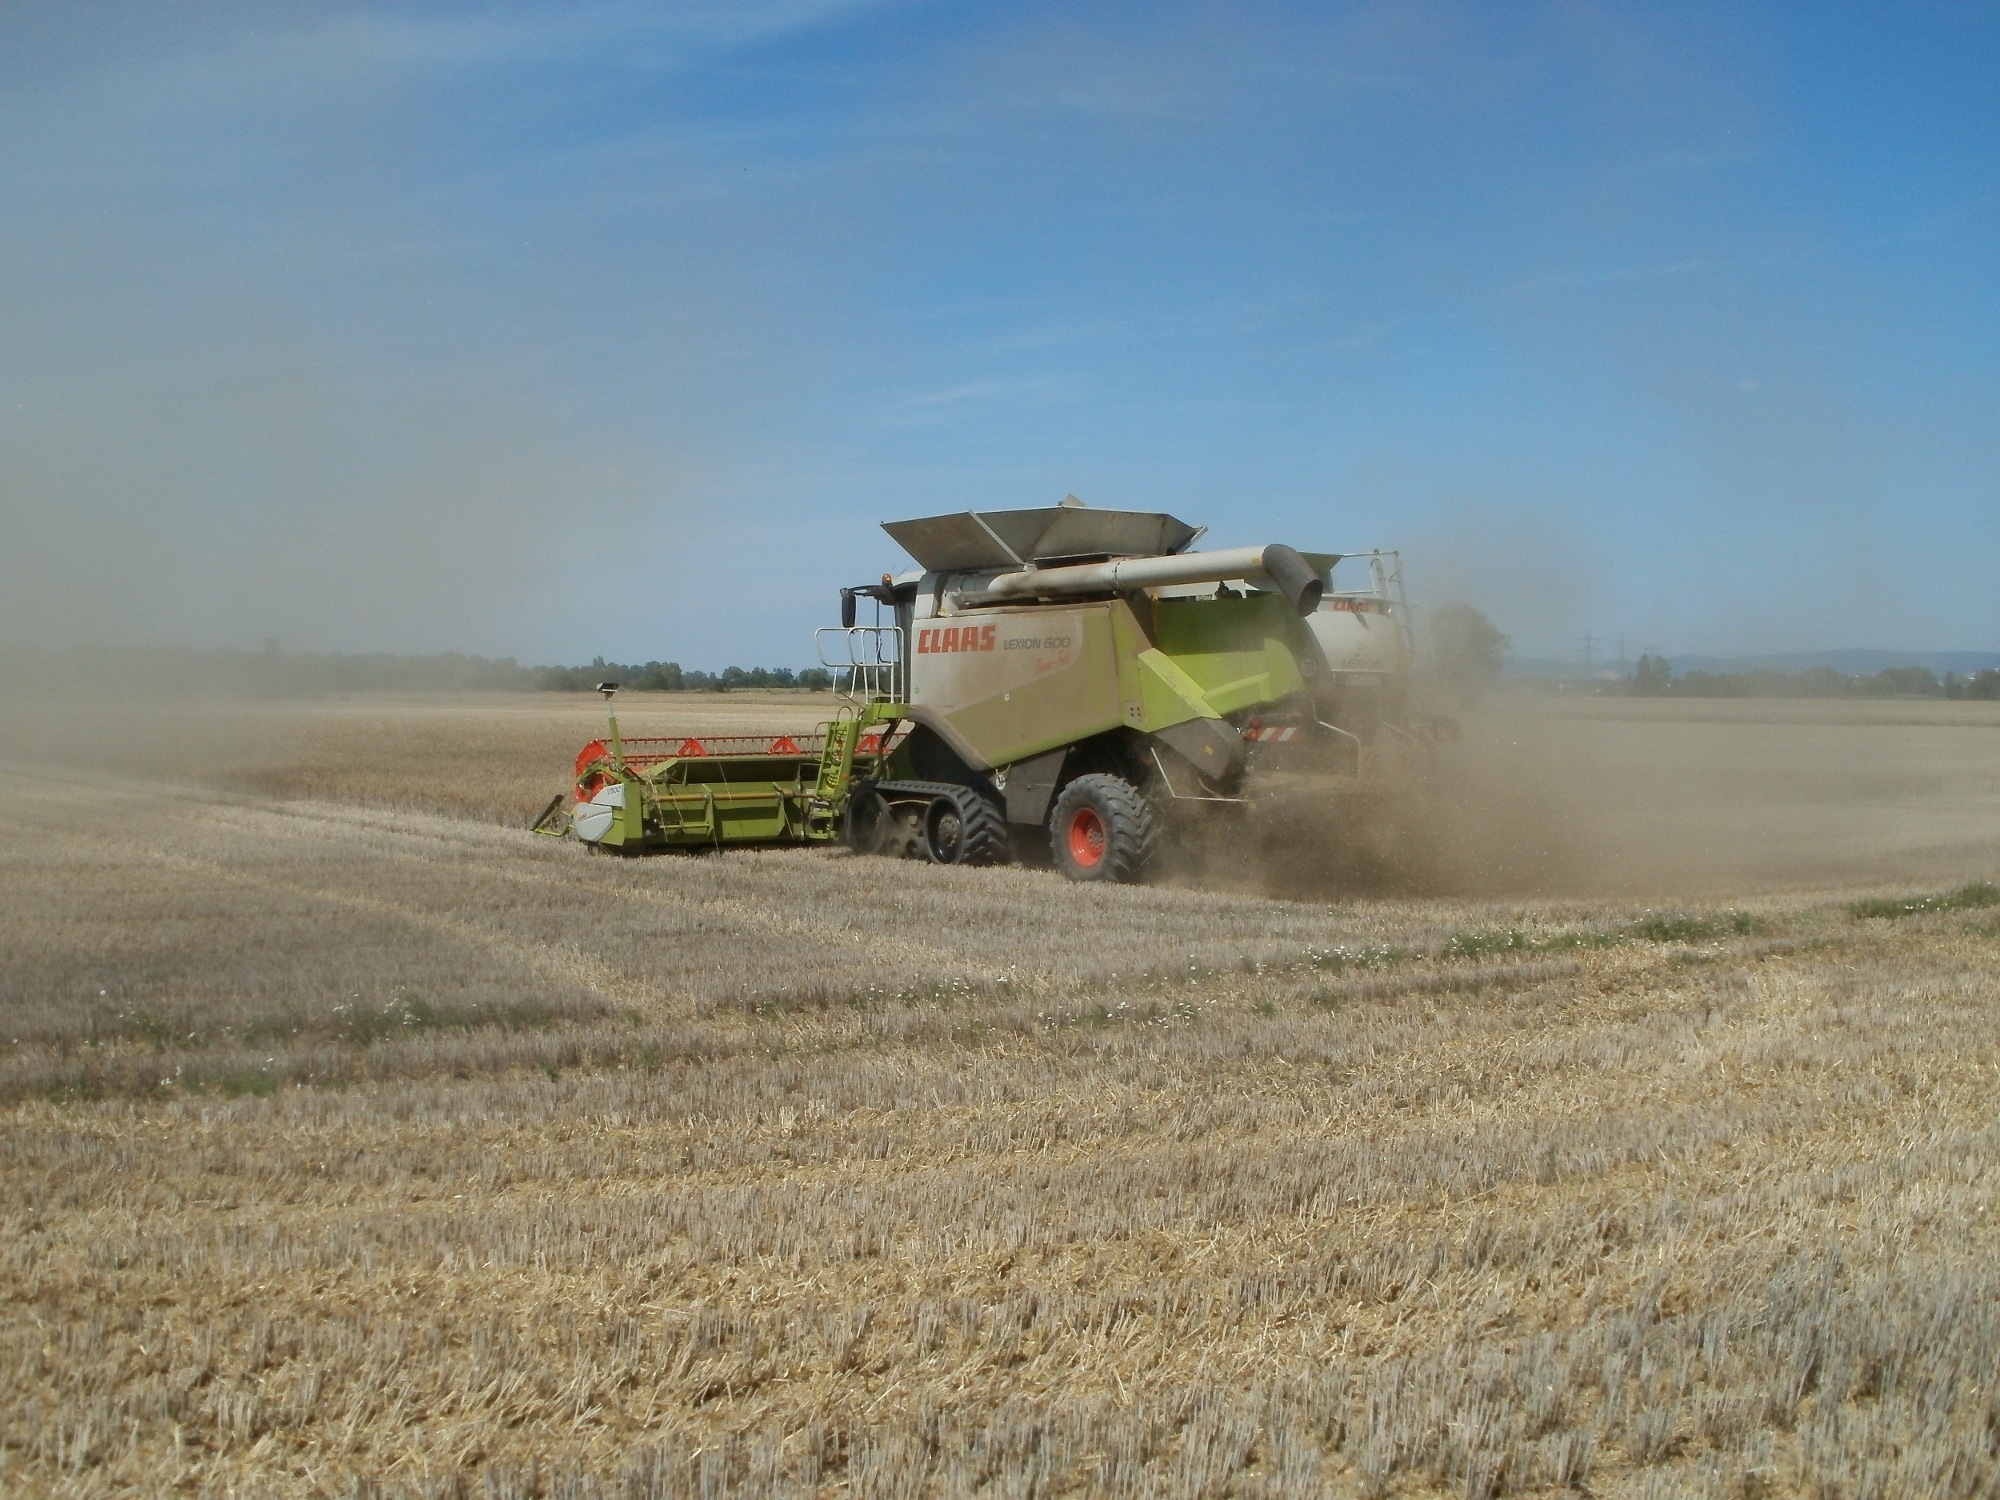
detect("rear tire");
top-left (922, 785), bottom-right (1009, 866)
top-left (1049, 774), bottom-right (1157, 883)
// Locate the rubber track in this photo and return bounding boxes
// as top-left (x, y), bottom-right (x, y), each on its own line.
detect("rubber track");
top-left (873, 780), bottom-right (1010, 866)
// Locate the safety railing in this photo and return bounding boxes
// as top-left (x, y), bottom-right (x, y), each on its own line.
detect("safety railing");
top-left (1326, 549), bottom-right (1415, 664)
top-left (814, 624), bottom-right (905, 703)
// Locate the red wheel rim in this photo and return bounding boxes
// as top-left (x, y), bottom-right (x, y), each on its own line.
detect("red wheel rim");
top-left (1067, 806), bottom-right (1106, 868)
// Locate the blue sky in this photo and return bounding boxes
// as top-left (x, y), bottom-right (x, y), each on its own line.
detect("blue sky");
top-left (2, 2), bottom-right (1995, 665)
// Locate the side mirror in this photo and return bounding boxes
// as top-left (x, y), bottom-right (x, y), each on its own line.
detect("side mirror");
top-left (840, 588), bottom-right (857, 629)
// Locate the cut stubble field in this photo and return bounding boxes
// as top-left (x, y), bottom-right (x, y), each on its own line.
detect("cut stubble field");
top-left (3, 692), bottom-right (1999, 1497)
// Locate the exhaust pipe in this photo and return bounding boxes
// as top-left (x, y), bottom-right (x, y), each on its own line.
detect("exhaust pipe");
top-left (980, 543), bottom-right (1328, 617)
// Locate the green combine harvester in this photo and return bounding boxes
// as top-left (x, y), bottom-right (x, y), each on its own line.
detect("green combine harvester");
top-left (539, 500), bottom-right (1447, 882)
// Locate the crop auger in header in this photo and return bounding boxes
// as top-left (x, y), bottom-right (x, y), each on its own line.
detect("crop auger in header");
top-left (537, 498), bottom-right (1455, 883)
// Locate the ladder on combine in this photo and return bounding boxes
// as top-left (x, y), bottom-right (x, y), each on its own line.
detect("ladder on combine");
top-left (808, 710), bottom-right (864, 837)
top-left (806, 625), bottom-right (908, 838)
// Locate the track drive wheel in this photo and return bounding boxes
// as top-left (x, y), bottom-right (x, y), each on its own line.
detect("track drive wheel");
top-left (843, 785), bottom-right (892, 855)
top-left (922, 786), bottom-right (1009, 866)
top-left (1050, 774), bottom-right (1157, 884)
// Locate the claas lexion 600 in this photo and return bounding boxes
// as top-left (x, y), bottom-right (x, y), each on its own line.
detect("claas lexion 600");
top-left (537, 501), bottom-right (1451, 883)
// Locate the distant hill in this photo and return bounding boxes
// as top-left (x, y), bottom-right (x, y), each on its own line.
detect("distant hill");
top-left (1665, 649), bottom-right (2000, 676)
top-left (1507, 649), bottom-right (2000, 680)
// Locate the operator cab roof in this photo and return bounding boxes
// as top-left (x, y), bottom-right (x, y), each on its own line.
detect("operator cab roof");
top-left (883, 506), bottom-right (1201, 572)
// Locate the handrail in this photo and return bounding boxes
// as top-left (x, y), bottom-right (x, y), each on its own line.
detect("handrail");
top-left (815, 624), bottom-right (905, 702)
top-left (1316, 718), bottom-right (1366, 776)
top-left (1149, 747), bottom-right (1245, 803)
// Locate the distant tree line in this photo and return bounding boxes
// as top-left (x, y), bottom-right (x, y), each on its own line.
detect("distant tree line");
top-left (1630, 654), bottom-right (2000, 700)
top-left (0, 644), bottom-right (833, 697)
top-left (531, 659), bottom-right (833, 693)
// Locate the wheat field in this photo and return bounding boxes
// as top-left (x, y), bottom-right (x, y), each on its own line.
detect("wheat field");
top-left (4, 692), bottom-right (1999, 1497)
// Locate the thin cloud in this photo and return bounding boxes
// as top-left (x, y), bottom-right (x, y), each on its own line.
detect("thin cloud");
top-left (906, 376), bottom-right (1073, 407)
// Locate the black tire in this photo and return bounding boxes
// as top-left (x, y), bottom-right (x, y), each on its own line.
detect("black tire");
top-left (1049, 773), bottom-right (1158, 883)
top-left (922, 785), bottom-right (1010, 866)
top-left (842, 785), bottom-right (892, 855)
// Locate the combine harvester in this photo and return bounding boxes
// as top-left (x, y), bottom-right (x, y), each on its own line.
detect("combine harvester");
top-left (539, 500), bottom-right (1449, 883)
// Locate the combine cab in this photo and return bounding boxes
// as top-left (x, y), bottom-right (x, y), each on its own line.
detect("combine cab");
top-left (542, 499), bottom-right (1450, 881)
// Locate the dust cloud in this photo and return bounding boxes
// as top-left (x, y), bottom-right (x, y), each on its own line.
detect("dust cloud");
top-left (1403, 505), bottom-right (1608, 664)
top-left (0, 687), bottom-right (306, 809)
top-left (1172, 696), bottom-right (2000, 903)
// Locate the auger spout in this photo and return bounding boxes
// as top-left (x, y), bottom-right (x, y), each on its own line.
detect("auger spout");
top-left (977, 543), bottom-right (1327, 616)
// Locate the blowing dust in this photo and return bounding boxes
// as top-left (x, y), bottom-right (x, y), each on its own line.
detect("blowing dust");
top-left (1170, 696), bottom-right (2000, 902)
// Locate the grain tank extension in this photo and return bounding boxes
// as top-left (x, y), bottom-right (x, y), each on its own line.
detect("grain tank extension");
top-left (544, 501), bottom-right (1449, 882)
